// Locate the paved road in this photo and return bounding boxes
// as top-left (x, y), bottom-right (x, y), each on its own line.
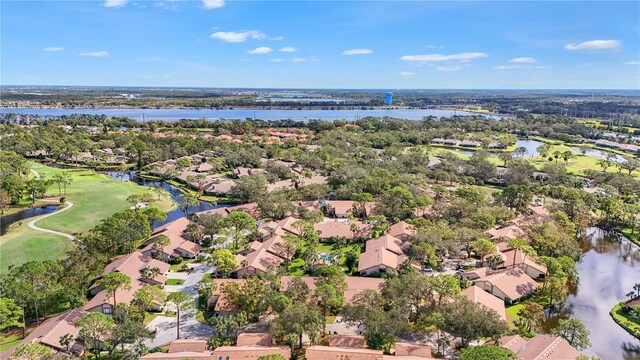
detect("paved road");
top-left (27, 200), bottom-right (75, 240)
top-left (145, 262), bottom-right (214, 347)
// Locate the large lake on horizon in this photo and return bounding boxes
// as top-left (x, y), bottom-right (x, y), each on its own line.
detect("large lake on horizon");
top-left (0, 107), bottom-right (502, 121)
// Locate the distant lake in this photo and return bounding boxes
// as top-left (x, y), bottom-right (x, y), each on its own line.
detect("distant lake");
top-left (0, 108), bottom-right (502, 121)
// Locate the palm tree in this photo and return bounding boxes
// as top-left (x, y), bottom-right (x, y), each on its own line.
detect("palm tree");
top-left (180, 192), bottom-right (200, 216)
top-left (553, 150), bottom-right (562, 163)
top-left (59, 333), bottom-right (74, 354)
top-left (561, 151), bottom-right (574, 163)
top-left (515, 146), bottom-right (528, 159)
top-left (141, 267), bottom-right (162, 283)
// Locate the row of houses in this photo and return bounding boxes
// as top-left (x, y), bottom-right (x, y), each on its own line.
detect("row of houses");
top-left (140, 334), bottom-right (436, 360)
top-left (585, 138), bottom-right (640, 154)
top-left (431, 138), bottom-right (509, 149)
top-left (147, 154), bottom-right (329, 196)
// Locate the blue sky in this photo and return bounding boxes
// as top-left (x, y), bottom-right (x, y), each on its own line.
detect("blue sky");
top-left (1, 0), bottom-right (639, 89)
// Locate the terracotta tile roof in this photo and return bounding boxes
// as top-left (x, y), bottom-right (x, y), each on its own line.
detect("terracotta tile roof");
top-left (485, 225), bottom-right (526, 240)
top-left (141, 352), bottom-right (214, 359)
top-left (85, 252), bottom-right (169, 311)
top-left (314, 220), bottom-right (371, 239)
top-left (300, 175), bottom-right (329, 186)
top-left (211, 345), bottom-right (291, 359)
top-left (387, 221), bottom-right (416, 238)
top-left (461, 285), bottom-right (507, 321)
top-left (279, 276), bottom-right (385, 304)
top-left (474, 268), bottom-right (539, 301)
top-left (6, 308), bottom-right (86, 356)
top-left (463, 266), bottom-right (493, 279)
top-left (235, 247), bottom-right (284, 273)
top-left (358, 234), bottom-right (407, 273)
top-left (143, 217), bottom-right (201, 257)
top-left (394, 343), bottom-right (433, 358)
top-left (325, 200), bottom-right (374, 217)
top-left (329, 334), bottom-right (366, 348)
top-left (498, 335), bottom-right (582, 360)
top-left (528, 204), bottom-right (549, 217)
top-left (168, 339), bottom-right (208, 353)
top-left (306, 345), bottom-right (384, 360)
top-left (236, 333), bottom-right (273, 346)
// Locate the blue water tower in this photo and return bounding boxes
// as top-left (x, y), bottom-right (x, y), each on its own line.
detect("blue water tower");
top-left (385, 92), bottom-right (393, 105)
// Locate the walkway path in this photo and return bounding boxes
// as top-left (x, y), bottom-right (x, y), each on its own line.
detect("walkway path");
top-left (31, 169), bottom-right (41, 179)
top-left (27, 200), bottom-right (75, 240)
top-left (145, 262), bottom-right (214, 347)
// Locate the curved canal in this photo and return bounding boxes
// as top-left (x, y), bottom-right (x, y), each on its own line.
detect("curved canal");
top-left (545, 228), bottom-right (640, 359)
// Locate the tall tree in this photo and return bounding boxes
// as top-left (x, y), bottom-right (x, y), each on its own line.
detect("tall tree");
top-left (553, 317), bottom-right (591, 350)
top-left (76, 312), bottom-right (114, 358)
top-left (270, 302), bottom-right (323, 349)
top-left (98, 272), bottom-right (132, 307)
top-left (223, 210), bottom-right (256, 250)
top-left (165, 291), bottom-right (195, 340)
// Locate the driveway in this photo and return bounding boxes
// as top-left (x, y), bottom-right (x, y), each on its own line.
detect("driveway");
top-left (145, 262), bottom-right (214, 347)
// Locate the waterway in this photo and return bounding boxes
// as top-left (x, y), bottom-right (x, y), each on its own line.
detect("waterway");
top-left (104, 171), bottom-right (228, 226)
top-left (0, 107), bottom-right (502, 121)
top-left (544, 228), bottom-right (640, 359)
top-left (570, 147), bottom-right (627, 163)
top-left (458, 139), bottom-right (544, 157)
top-left (0, 205), bottom-right (61, 235)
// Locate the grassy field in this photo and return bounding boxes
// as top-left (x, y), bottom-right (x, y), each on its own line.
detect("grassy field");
top-left (435, 144), bottom-right (639, 179)
top-left (610, 302), bottom-right (640, 340)
top-left (0, 332), bottom-right (21, 351)
top-left (0, 162), bottom-right (176, 274)
top-left (31, 162), bottom-right (175, 234)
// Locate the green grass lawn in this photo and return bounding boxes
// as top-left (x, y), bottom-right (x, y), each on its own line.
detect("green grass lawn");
top-left (610, 302), bottom-right (640, 340)
top-left (165, 278), bottom-right (185, 286)
top-left (436, 145), bottom-right (639, 179)
top-left (0, 332), bottom-right (22, 351)
top-left (0, 162), bottom-right (176, 274)
top-left (506, 303), bottom-right (523, 326)
top-left (0, 227), bottom-right (72, 273)
top-left (31, 162), bottom-right (175, 234)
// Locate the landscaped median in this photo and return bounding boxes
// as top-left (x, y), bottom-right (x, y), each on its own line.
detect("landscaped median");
top-left (610, 302), bottom-right (640, 340)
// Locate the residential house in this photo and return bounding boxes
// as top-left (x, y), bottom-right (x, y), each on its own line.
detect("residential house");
top-left (142, 217), bottom-right (202, 261)
top-left (485, 225), bottom-right (526, 241)
top-left (483, 243), bottom-right (547, 279)
top-left (328, 334), bottom-right (366, 348)
top-left (140, 335), bottom-right (290, 360)
top-left (497, 334), bottom-right (582, 359)
top-left (325, 200), bottom-right (375, 218)
top-left (460, 285), bottom-right (507, 321)
top-left (358, 234), bottom-right (411, 275)
top-left (394, 343), bottom-right (433, 358)
top-left (387, 221), bottom-right (416, 241)
top-left (314, 220), bottom-right (371, 240)
top-left (84, 252), bottom-right (169, 314)
top-left (236, 333), bottom-right (273, 347)
top-left (207, 279), bottom-right (245, 315)
top-left (0, 309), bottom-right (87, 359)
top-left (470, 268), bottom-right (539, 304)
top-left (279, 276), bottom-right (385, 304)
top-left (232, 246), bottom-right (284, 278)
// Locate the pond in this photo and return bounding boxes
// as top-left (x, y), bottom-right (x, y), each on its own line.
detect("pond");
top-left (458, 139), bottom-right (544, 157)
top-left (0, 205), bottom-right (61, 235)
top-left (104, 171), bottom-right (229, 226)
top-left (0, 107), bottom-right (502, 121)
top-left (543, 228), bottom-right (640, 359)
top-left (570, 147), bottom-right (627, 163)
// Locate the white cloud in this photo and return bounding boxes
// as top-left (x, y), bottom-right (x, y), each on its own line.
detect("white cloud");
top-left (104, 0), bottom-right (128, 8)
top-left (343, 48), bottom-right (373, 55)
top-left (437, 65), bottom-right (467, 72)
top-left (79, 50), bottom-right (108, 57)
top-left (400, 52), bottom-right (488, 63)
top-left (510, 57), bottom-right (537, 63)
top-left (270, 58), bottom-right (286, 62)
top-left (625, 61), bottom-right (640, 65)
top-left (291, 57), bottom-right (307, 62)
top-left (43, 47), bottom-right (63, 52)
top-left (268, 36), bottom-right (284, 41)
top-left (564, 39), bottom-right (620, 50)
top-left (210, 30), bottom-right (266, 43)
top-left (494, 65), bottom-right (528, 70)
top-left (248, 47), bottom-right (273, 54)
top-left (400, 71), bottom-right (414, 77)
top-left (279, 47), bottom-right (297, 53)
top-left (202, 0), bottom-right (224, 9)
